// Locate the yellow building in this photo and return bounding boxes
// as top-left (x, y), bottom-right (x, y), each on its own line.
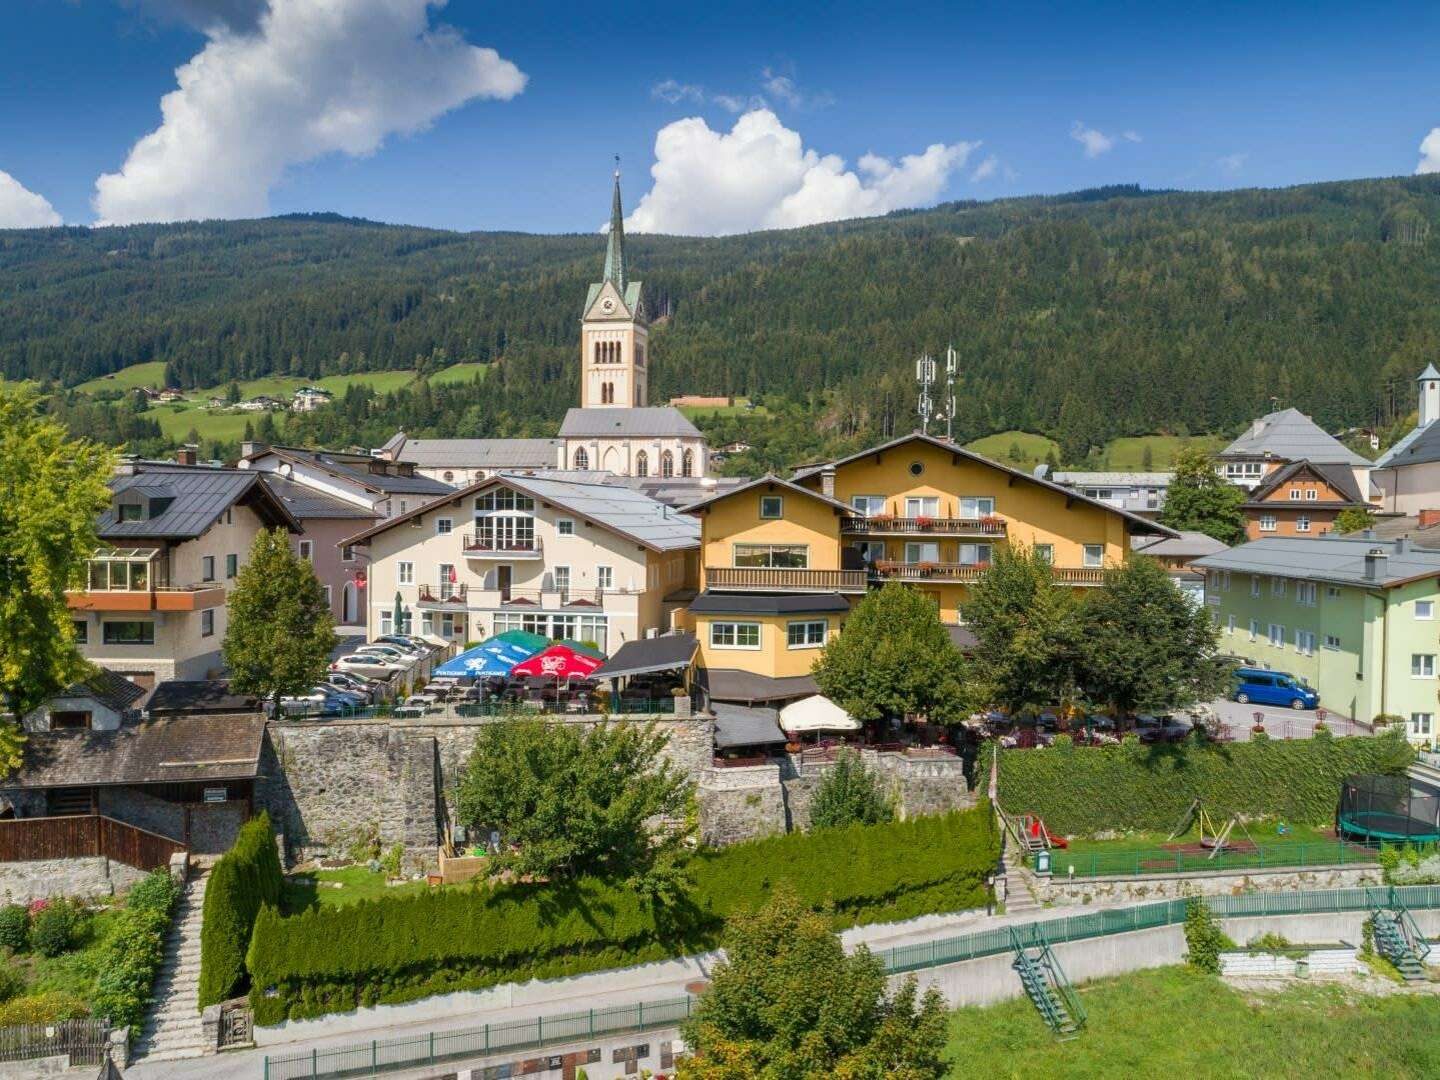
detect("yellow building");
top-left (683, 434), bottom-right (1174, 705)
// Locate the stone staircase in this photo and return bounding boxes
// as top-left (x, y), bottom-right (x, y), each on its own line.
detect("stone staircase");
top-left (134, 869), bottom-right (209, 1062)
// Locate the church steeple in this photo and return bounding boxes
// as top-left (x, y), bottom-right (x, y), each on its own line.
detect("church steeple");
top-left (603, 164), bottom-right (626, 292)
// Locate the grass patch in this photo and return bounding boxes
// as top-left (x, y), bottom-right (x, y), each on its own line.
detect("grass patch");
top-left (945, 965), bottom-right (1440, 1078)
top-left (1060, 819), bottom-right (1335, 859)
top-left (8, 906), bottom-right (119, 1000)
top-left (427, 362), bottom-right (492, 387)
top-left (280, 867), bottom-right (431, 914)
top-left (965, 430), bottom-right (1059, 467)
top-left (75, 361), bottom-right (169, 393)
top-left (677, 397), bottom-right (768, 419)
top-left (1102, 434), bottom-right (1227, 469)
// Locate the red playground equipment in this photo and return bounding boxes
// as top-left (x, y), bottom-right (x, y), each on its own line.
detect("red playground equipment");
top-left (1016, 812), bottom-right (1069, 850)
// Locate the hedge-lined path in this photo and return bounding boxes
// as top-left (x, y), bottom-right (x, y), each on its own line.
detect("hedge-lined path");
top-left (134, 869), bottom-right (210, 1063)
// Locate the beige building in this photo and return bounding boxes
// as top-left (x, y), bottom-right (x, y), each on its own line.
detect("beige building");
top-left (1373, 364), bottom-right (1440, 515)
top-left (341, 473), bottom-right (699, 654)
top-left (67, 461), bottom-right (300, 685)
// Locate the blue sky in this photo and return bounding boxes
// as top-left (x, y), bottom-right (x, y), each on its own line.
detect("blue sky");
top-left (1, 0), bottom-right (1438, 233)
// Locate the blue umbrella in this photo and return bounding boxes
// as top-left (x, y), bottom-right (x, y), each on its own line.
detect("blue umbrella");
top-left (433, 638), bottom-right (539, 677)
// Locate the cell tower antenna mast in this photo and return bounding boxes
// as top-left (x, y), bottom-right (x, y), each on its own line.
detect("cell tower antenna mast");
top-left (943, 344), bottom-right (958, 442)
top-left (916, 353), bottom-right (936, 435)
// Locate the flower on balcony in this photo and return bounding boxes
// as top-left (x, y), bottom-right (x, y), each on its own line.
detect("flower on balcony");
top-left (979, 514), bottom-right (1005, 529)
top-left (914, 515), bottom-right (933, 528)
top-left (917, 561), bottom-right (938, 575)
top-left (871, 514), bottom-right (896, 525)
top-left (973, 561), bottom-right (991, 571)
top-left (874, 559), bottom-right (897, 574)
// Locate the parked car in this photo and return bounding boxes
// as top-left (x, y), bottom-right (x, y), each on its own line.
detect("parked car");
top-left (1232, 667), bottom-right (1319, 710)
top-left (354, 644), bottom-right (416, 665)
top-left (374, 636), bottom-right (429, 656)
top-left (1135, 714), bottom-right (1193, 743)
top-left (318, 686), bottom-right (368, 707)
top-left (325, 672), bottom-right (377, 699)
top-left (332, 653), bottom-right (406, 677)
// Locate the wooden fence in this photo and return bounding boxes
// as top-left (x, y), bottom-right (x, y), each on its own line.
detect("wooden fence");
top-left (0, 814), bottom-right (184, 871)
top-left (0, 1017), bottom-right (109, 1066)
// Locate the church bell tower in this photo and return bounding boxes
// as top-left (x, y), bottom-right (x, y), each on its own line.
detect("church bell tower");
top-left (579, 168), bottom-right (648, 409)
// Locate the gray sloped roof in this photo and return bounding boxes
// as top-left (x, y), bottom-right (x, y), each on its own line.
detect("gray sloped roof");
top-left (1220, 408), bottom-right (1372, 466)
top-left (592, 633), bottom-right (698, 679)
top-left (1192, 535), bottom-right (1440, 588)
top-left (680, 473), bottom-right (853, 516)
top-left (1376, 422), bottom-right (1440, 469)
top-left (698, 668), bottom-right (818, 704)
top-left (393, 438), bottom-right (561, 470)
top-left (1052, 471), bottom-right (1173, 487)
top-left (261, 474), bottom-right (379, 521)
top-left (690, 592), bottom-right (851, 615)
top-left (558, 407), bottom-right (703, 439)
top-left (501, 474), bottom-right (699, 551)
top-left (1240, 459), bottom-right (1366, 506)
top-left (253, 446), bottom-right (452, 496)
top-left (53, 669), bottom-right (148, 715)
top-left (711, 703), bottom-right (787, 748)
top-left (101, 465), bottom-right (297, 539)
top-left (1131, 530), bottom-right (1230, 559)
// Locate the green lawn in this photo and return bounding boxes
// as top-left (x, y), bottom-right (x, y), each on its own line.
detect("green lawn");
top-left (677, 397), bottom-right (768, 419)
top-left (966, 430), bottom-right (1059, 467)
top-left (945, 965), bottom-right (1440, 1079)
top-left (151, 405), bottom-right (257, 444)
top-left (75, 361), bottom-right (169, 394)
top-left (1, 904), bottom-right (119, 1011)
top-left (281, 867), bottom-right (433, 914)
top-left (1102, 434), bottom-right (1227, 469)
top-left (1060, 819), bottom-right (1334, 859)
top-left (427, 362), bottom-right (492, 387)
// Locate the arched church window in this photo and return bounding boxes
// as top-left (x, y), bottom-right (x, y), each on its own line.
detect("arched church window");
top-left (574, 448), bottom-right (589, 470)
top-left (681, 449), bottom-right (694, 478)
top-left (594, 341), bottom-right (602, 364)
top-left (635, 451), bottom-right (648, 477)
top-left (661, 451), bottom-right (675, 478)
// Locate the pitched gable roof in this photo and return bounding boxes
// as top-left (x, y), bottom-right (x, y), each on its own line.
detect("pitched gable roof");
top-left (1241, 458), bottom-right (1367, 507)
top-left (1220, 408), bottom-right (1372, 467)
top-left (243, 446), bottom-right (452, 497)
top-left (1376, 421), bottom-right (1440, 469)
top-left (679, 473), bottom-right (853, 516)
top-left (101, 464), bottom-right (299, 539)
top-left (558, 407), bottom-right (702, 439)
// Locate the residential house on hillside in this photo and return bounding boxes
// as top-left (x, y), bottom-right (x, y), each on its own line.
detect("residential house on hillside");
top-left (290, 386), bottom-right (334, 412)
top-left (341, 473), bottom-right (699, 652)
top-left (680, 433), bottom-right (1174, 707)
top-left (1217, 407), bottom-right (1374, 496)
top-left (1194, 535), bottom-right (1440, 742)
top-left (1043, 468), bottom-right (1171, 516)
top-left (1238, 459), bottom-right (1372, 540)
top-left (1373, 364), bottom-right (1440, 515)
top-left (67, 461), bottom-right (300, 684)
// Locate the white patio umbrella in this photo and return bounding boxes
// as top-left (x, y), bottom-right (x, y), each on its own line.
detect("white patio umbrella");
top-left (779, 695), bottom-right (861, 735)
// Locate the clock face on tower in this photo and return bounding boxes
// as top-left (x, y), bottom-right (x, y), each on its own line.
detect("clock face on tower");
top-left (600, 297), bottom-right (616, 314)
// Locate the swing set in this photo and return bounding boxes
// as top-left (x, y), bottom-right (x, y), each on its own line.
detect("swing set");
top-left (1167, 798), bottom-right (1258, 858)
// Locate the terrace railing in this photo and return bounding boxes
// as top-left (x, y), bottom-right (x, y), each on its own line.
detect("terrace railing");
top-left (461, 535), bottom-right (543, 557)
top-left (840, 516), bottom-right (1007, 536)
top-left (870, 564), bottom-right (1105, 586)
top-left (705, 567), bottom-right (868, 593)
top-left (0, 814), bottom-right (184, 872)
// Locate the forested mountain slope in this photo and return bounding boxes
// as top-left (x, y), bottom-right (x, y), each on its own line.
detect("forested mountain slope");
top-left (4, 177), bottom-right (1440, 459)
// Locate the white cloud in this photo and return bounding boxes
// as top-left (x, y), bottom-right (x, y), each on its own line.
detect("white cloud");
top-left (1070, 121), bottom-right (1140, 158)
top-left (651, 79), bottom-right (705, 106)
top-left (970, 155), bottom-right (998, 182)
top-left (0, 170), bottom-right (62, 229)
top-left (93, 0), bottom-right (526, 225)
top-left (1217, 152), bottom-right (1248, 174)
top-left (1417, 128), bottom-right (1440, 175)
top-left (625, 109), bottom-right (977, 236)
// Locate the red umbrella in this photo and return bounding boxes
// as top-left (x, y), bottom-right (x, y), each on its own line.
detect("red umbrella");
top-left (510, 644), bottom-right (604, 679)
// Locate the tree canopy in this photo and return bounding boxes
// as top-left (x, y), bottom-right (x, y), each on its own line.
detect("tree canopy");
top-left (808, 750), bottom-right (896, 830)
top-left (0, 389), bottom-right (113, 761)
top-left (454, 714), bottom-right (692, 882)
top-left (1334, 507), bottom-right (1377, 534)
top-left (1159, 448), bottom-right (1247, 545)
top-left (679, 886), bottom-right (949, 1079)
top-left (812, 584), bottom-right (969, 724)
top-left (221, 528), bottom-right (336, 707)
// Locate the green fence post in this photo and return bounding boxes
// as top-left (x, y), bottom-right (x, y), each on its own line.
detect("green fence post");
top-left (312, 1048), bottom-right (318, 1078)
top-left (537, 1016), bottom-right (543, 1043)
top-left (589, 1008), bottom-right (595, 1036)
top-left (484, 1024), bottom-right (489, 1053)
top-left (429, 1031), bottom-right (435, 1063)
top-left (638, 1001), bottom-right (644, 1028)
top-left (372, 1040), bottom-right (377, 1071)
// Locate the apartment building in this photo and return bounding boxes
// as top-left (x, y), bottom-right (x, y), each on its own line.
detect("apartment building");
top-left (1194, 535), bottom-right (1440, 741)
top-left (341, 473), bottom-right (699, 654)
top-left (1239, 459), bottom-right (1370, 540)
top-left (681, 433), bottom-right (1174, 705)
top-left (1046, 469), bottom-right (1171, 516)
top-left (67, 462), bottom-right (300, 684)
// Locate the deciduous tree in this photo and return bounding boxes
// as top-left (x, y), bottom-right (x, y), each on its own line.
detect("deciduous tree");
top-left (808, 750), bottom-right (895, 830)
top-left (679, 887), bottom-right (948, 1079)
top-left (1160, 448), bottom-right (1247, 545)
top-left (1334, 507), bottom-right (1377, 534)
top-left (222, 528), bottom-right (336, 708)
top-left (0, 389), bottom-right (113, 765)
top-left (812, 584), bottom-right (969, 724)
top-left (455, 714), bottom-right (692, 882)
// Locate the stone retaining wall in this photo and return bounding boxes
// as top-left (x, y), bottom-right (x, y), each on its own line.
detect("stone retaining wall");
top-left (1031, 862), bottom-right (1382, 907)
top-left (0, 856), bottom-right (146, 904)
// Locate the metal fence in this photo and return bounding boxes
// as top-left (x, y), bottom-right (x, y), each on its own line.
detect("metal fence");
top-left (264, 885), bottom-right (1440, 1080)
top-left (263, 996), bottom-right (695, 1080)
top-left (1028, 839), bottom-right (1382, 878)
top-left (0, 1017), bottom-right (109, 1066)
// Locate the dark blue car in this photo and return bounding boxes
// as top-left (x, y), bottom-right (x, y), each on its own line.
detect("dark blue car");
top-left (1233, 667), bottom-right (1319, 710)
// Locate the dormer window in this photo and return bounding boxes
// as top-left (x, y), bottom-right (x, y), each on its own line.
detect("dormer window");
top-left (117, 503), bottom-right (144, 522)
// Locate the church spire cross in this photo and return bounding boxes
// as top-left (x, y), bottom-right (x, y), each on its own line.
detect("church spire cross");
top-left (603, 161), bottom-right (626, 292)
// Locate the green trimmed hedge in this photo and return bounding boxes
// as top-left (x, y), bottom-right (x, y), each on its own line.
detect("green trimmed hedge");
top-left (247, 803), bottom-right (998, 1024)
top-left (199, 813), bottom-right (283, 1008)
top-left (994, 732), bottom-right (1414, 836)
top-left (91, 869), bottom-right (183, 1035)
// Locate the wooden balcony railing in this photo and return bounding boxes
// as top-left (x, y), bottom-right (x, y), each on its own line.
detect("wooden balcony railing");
top-left (461, 534), bottom-right (543, 557)
top-left (841, 516), bottom-right (1007, 536)
top-left (67, 584), bottom-right (226, 612)
top-left (0, 814), bottom-right (185, 871)
top-left (705, 567), bottom-right (869, 593)
top-left (870, 563), bottom-right (1106, 585)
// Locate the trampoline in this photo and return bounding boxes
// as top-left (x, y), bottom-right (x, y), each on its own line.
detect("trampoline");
top-left (1337, 774), bottom-right (1440, 843)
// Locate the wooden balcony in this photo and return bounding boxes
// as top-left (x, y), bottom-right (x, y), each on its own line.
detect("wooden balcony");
top-left (67, 584), bottom-right (226, 612)
top-left (705, 567), bottom-right (869, 593)
top-left (841, 516), bottom-right (1007, 537)
top-left (870, 564), bottom-right (1106, 586)
top-left (461, 534), bottom-right (543, 559)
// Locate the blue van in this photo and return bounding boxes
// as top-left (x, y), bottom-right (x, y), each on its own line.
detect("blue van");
top-left (1232, 667), bottom-right (1319, 710)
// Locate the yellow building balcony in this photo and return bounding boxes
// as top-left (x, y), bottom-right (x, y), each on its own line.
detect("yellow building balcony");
top-left (870, 563), bottom-right (1105, 586)
top-left (840, 515), bottom-right (1007, 538)
top-left (705, 567), bottom-right (869, 594)
top-left (67, 584), bottom-right (227, 612)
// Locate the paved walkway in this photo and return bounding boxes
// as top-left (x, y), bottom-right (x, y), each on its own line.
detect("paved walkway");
top-left (133, 870), bottom-right (210, 1064)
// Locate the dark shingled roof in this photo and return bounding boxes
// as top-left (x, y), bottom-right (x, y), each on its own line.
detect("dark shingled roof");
top-left (591, 633), bottom-right (697, 679)
top-left (5, 713), bottom-right (266, 790)
top-left (261, 474), bottom-right (379, 521)
top-left (56, 669), bottom-right (149, 715)
top-left (697, 668), bottom-right (819, 704)
top-left (711, 703), bottom-right (787, 748)
top-left (689, 592), bottom-right (851, 615)
top-left (101, 465), bottom-right (298, 539)
top-left (1240, 459), bottom-right (1367, 508)
top-left (146, 681), bottom-right (261, 716)
top-left (247, 446), bottom-right (452, 497)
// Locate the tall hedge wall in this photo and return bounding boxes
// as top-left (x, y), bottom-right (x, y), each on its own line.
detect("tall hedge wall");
top-left (199, 812), bottom-right (283, 1009)
top-left (246, 802), bottom-right (998, 1025)
top-left (994, 733), bottom-right (1414, 836)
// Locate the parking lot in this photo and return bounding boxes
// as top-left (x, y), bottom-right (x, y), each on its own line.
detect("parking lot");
top-left (1210, 699), bottom-right (1370, 741)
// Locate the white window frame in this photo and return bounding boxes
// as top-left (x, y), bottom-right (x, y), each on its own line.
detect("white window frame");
top-left (436, 518), bottom-right (453, 535)
top-left (1221, 571), bottom-right (1231, 591)
top-left (1272, 578), bottom-right (1287, 598)
top-left (1296, 515), bottom-right (1310, 533)
top-left (597, 566), bottom-right (613, 591)
top-left (850, 495), bottom-right (886, 517)
top-left (1082, 544), bottom-right (1104, 568)
top-left (905, 496), bottom-right (941, 518)
top-left (397, 561), bottom-right (414, 585)
top-left (787, 620), bottom-right (827, 649)
top-left (1034, 544), bottom-right (1054, 564)
top-left (298, 541), bottom-right (313, 562)
top-left (959, 543), bottom-right (993, 566)
top-left (380, 612), bottom-right (392, 636)
top-left (1295, 629), bottom-right (1315, 656)
top-left (342, 545), bottom-right (355, 562)
top-left (1326, 586), bottom-right (1341, 599)
top-left (1324, 634), bottom-right (1341, 650)
top-left (1297, 582), bottom-right (1317, 606)
top-left (1417, 600), bottom-right (1435, 621)
top-left (710, 621), bottom-right (762, 650)
top-left (905, 541), bottom-right (942, 564)
top-left (552, 566), bottom-right (571, 593)
top-left (1411, 713), bottom-right (1434, 737)
top-left (1251, 575), bottom-right (1261, 598)
top-left (1226, 614), bottom-right (1236, 634)
top-left (759, 495), bottom-right (783, 520)
top-left (1412, 654), bottom-right (1436, 678)
top-left (1268, 623), bottom-right (1284, 647)
top-left (557, 519), bottom-right (576, 537)
top-left (1289, 489), bottom-right (1301, 501)
top-left (959, 496), bottom-right (996, 518)
top-left (1248, 618), bottom-right (1259, 642)
top-left (1259, 514), bottom-right (1277, 532)
top-left (1305, 488), bottom-right (1318, 501)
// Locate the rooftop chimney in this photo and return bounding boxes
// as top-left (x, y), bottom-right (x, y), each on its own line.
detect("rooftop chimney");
top-left (1420, 509), bottom-right (1440, 530)
top-left (176, 444), bottom-right (198, 466)
top-left (1363, 547), bottom-right (1388, 582)
top-left (820, 465), bottom-right (836, 499)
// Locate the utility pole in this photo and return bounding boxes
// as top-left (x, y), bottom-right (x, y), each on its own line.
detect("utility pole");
top-left (943, 344), bottom-right (958, 442)
top-left (916, 353), bottom-right (936, 435)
